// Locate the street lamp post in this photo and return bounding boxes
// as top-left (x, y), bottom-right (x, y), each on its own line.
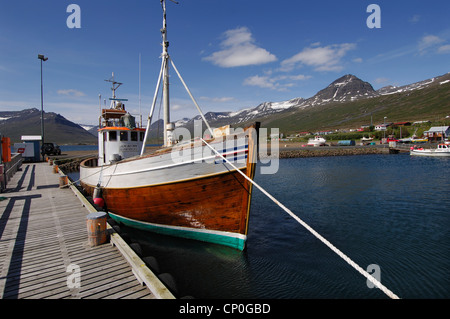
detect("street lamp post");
top-left (38, 54), bottom-right (48, 161)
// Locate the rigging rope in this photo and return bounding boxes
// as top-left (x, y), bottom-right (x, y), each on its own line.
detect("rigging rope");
top-left (141, 56), bottom-right (166, 155)
top-left (201, 138), bottom-right (400, 300)
top-left (170, 58), bottom-right (213, 137)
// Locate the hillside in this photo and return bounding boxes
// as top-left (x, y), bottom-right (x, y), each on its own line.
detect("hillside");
top-left (1, 72), bottom-right (449, 144)
top-left (179, 72), bottom-right (450, 135)
top-left (0, 108), bottom-right (97, 144)
top-left (257, 73), bottom-right (450, 133)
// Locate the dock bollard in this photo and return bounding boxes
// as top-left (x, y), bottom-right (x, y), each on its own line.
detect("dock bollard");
top-left (53, 164), bottom-right (58, 174)
top-left (59, 175), bottom-right (69, 188)
top-left (86, 212), bottom-right (108, 247)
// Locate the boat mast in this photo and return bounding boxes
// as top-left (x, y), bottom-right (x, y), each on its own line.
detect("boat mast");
top-left (105, 72), bottom-right (123, 109)
top-left (161, 0), bottom-right (171, 147)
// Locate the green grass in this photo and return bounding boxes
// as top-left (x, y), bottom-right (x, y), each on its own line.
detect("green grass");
top-left (242, 81), bottom-right (450, 135)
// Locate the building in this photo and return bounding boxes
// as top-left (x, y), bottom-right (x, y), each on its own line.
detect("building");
top-left (375, 124), bottom-right (389, 131)
top-left (393, 122), bottom-right (411, 126)
top-left (423, 126), bottom-right (450, 141)
top-left (315, 130), bottom-right (333, 136)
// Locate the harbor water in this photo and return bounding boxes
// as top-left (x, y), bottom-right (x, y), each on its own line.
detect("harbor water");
top-left (67, 147), bottom-right (449, 298)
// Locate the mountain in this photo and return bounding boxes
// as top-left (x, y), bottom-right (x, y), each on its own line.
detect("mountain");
top-left (309, 74), bottom-right (376, 104)
top-left (174, 72), bottom-right (450, 134)
top-left (2, 73), bottom-right (448, 144)
top-left (0, 108), bottom-right (97, 144)
top-left (259, 72), bottom-right (450, 133)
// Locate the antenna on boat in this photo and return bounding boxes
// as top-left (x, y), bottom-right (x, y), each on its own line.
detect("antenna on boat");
top-left (161, 0), bottom-right (172, 147)
top-left (98, 94), bottom-right (102, 127)
top-left (139, 53), bottom-right (142, 127)
top-left (105, 72), bottom-right (123, 106)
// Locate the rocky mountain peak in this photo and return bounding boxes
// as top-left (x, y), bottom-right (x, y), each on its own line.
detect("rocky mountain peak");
top-left (313, 74), bottom-right (376, 103)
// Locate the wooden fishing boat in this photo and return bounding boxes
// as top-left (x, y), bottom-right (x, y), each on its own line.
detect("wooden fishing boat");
top-left (80, 0), bottom-right (259, 250)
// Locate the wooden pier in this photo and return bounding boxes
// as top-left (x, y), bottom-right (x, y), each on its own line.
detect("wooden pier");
top-left (388, 143), bottom-right (413, 154)
top-left (0, 161), bottom-right (174, 299)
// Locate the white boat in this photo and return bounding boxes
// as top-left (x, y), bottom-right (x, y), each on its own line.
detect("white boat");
top-left (398, 137), bottom-right (412, 143)
top-left (79, 0), bottom-right (259, 250)
top-left (307, 136), bottom-right (326, 147)
top-left (410, 143), bottom-right (450, 157)
top-left (361, 136), bottom-right (374, 142)
top-left (410, 137), bottom-right (428, 143)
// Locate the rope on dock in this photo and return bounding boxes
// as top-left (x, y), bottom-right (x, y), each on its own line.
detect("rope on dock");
top-left (201, 138), bottom-right (400, 300)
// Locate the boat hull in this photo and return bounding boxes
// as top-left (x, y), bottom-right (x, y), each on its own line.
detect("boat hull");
top-left (81, 168), bottom-right (253, 250)
top-left (410, 150), bottom-right (450, 157)
top-left (80, 126), bottom-right (258, 250)
top-left (107, 212), bottom-right (247, 250)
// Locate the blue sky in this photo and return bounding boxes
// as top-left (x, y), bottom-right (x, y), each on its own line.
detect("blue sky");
top-left (1, 0), bottom-right (449, 125)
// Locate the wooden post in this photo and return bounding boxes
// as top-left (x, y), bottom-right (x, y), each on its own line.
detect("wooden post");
top-left (59, 175), bottom-right (69, 188)
top-left (86, 212), bottom-right (108, 247)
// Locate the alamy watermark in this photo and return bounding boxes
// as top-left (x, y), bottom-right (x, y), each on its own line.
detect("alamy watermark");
top-left (66, 263), bottom-right (81, 290)
top-left (170, 120), bottom-right (279, 175)
top-left (65, 4), bottom-right (381, 30)
top-left (66, 4), bottom-right (81, 29)
top-left (366, 4), bottom-right (381, 29)
top-left (366, 264), bottom-right (381, 288)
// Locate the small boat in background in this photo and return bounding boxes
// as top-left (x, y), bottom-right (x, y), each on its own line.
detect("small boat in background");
top-left (410, 132), bottom-right (428, 143)
top-left (307, 136), bottom-right (326, 147)
top-left (410, 143), bottom-right (450, 157)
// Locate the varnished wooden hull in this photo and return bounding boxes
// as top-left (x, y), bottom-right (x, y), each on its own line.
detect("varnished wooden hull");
top-left (80, 125), bottom-right (258, 250)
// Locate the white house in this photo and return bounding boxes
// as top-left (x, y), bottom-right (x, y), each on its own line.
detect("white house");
top-left (375, 124), bottom-right (389, 131)
top-left (423, 126), bottom-right (450, 141)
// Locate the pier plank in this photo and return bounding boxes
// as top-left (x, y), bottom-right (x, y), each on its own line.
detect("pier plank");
top-left (0, 162), bottom-right (162, 299)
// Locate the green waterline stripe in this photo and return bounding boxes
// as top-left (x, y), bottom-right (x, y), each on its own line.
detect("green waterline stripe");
top-left (108, 212), bottom-right (246, 251)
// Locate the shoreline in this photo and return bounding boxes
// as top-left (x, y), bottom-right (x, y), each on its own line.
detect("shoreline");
top-left (58, 144), bottom-right (392, 160)
top-left (280, 146), bottom-right (390, 158)
top-left (261, 144), bottom-right (392, 159)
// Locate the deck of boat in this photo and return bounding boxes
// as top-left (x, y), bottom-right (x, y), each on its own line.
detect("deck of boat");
top-left (0, 161), bottom-right (173, 299)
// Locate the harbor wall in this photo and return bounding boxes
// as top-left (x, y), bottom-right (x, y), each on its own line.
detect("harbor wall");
top-left (265, 146), bottom-right (390, 159)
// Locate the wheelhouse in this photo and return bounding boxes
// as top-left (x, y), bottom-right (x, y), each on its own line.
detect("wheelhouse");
top-left (98, 104), bottom-right (145, 166)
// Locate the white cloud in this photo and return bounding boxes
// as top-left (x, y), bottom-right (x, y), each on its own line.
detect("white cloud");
top-left (375, 77), bottom-right (389, 84)
top-left (409, 15), bottom-right (420, 24)
top-left (437, 44), bottom-right (450, 54)
top-left (418, 35), bottom-right (445, 54)
top-left (199, 96), bottom-right (236, 103)
top-left (57, 89), bottom-right (86, 97)
top-left (281, 43), bottom-right (356, 72)
top-left (243, 75), bottom-right (276, 89)
top-left (203, 27), bottom-right (277, 68)
top-left (288, 74), bottom-right (312, 81)
top-left (243, 74), bottom-right (311, 91)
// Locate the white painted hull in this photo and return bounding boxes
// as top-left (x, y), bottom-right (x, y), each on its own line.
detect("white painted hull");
top-left (307, 136), bottom-right (326, 147)
top-left (80, 137), bottom-right (250, 189)
top-left (410, 150), bottom-right (450, 157)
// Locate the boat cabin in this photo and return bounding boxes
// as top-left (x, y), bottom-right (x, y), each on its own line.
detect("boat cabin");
top-left (98, 102), bottom-right (145, 166)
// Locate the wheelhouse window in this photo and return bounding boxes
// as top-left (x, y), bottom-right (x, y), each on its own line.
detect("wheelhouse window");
top-left (131, 131), bottom-right (138, 141)
top-left (109, 131), bottom-right (117, 141)
top-left (120, 131), bottom-right (128, 141)
top-left (140, 132), bottom-right (145, 141)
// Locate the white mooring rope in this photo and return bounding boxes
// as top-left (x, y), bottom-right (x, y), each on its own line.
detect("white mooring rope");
top-left (201, 138), bottom-right (400, 299)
